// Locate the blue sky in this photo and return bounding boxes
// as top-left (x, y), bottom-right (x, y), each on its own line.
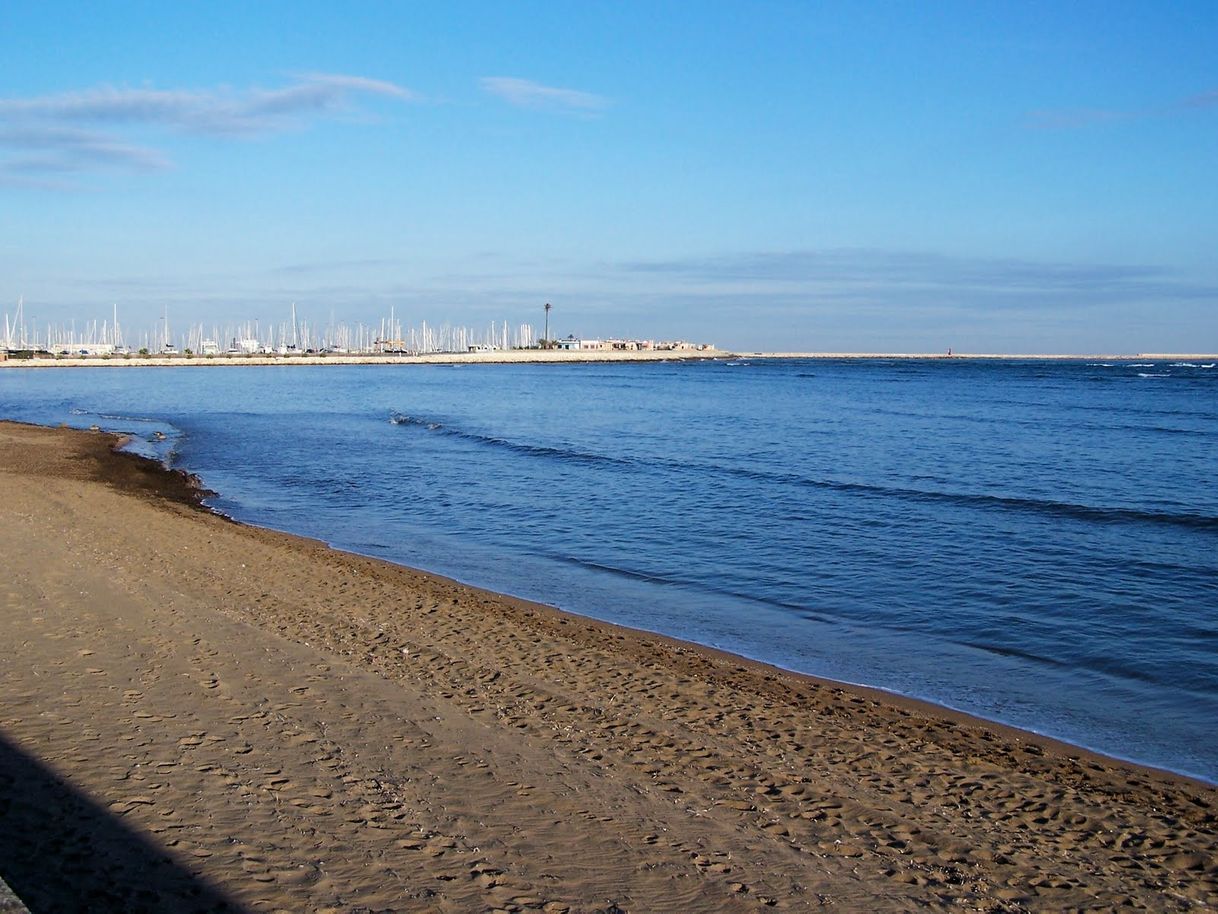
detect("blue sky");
top-left (1, 1), bottom-right (1215, 352)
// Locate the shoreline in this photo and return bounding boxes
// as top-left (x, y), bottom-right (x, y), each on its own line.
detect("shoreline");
top-left (228, 505), bottom-right (1212, 790)
top-left (2, 419), bottom-right (1215, 910)
top-left (33, 419), bottom-right (1216, 787)
top-left (112, 425), bottom-right (1218, 790)
top-left (106, 420), bottom-right (1216, 787)
top-left (101, 416), bottom-right (1218, 788)
top-left (179, 446), bottom-right (1211, 791)
top-left (2, 349), bottom-right (1215, 368)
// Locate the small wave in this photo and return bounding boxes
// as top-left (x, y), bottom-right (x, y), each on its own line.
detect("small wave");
top-left (563, 557), bottom-right (679, 587)
top-left (1129, 363), bottom-right (1155, 368)
top-left (700, 461), bottom-right (1218, 532)
top-left (554, 553), bottom-right (823, 618)
top-left (389, 412), bottom-right (633, 469)
top-left (390, 414), bottom-right (442, 431)
top-left (1171, 362), bottom-right (1199, 368)
top-left (962, 641), bottom-right (1072, 669)
top-left (1087, 363), bottom-right (1114, 368)
top-left (959, 641), bottom-right (1171, 690)
top-left (68, 407), bottom-right (165, 425)
top-left (1202, 364), bottom-right (1216, 369)
top-left (1138, 372), bottom-right (1170, 378)
top-left (98, 412), bottom-right (164, 424)
top-left (388, 411), bottom-right (1218, 532)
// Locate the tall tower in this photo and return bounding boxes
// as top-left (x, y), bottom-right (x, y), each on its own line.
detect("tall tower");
top-left (543, 302), bottom-right (552, 348)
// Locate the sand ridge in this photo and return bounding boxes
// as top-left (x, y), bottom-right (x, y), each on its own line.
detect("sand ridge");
top-left (0, 420), bottom-right (1214, 912)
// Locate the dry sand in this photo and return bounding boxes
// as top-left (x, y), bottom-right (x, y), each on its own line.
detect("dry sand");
top-left (0, 420), bottom-right (1214, 913)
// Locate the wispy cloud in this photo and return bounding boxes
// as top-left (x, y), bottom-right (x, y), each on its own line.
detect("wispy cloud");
top-left (0, 125), bottom-right (169, 174)
top-left (0, 73), bottom-right (417, 185)
top-left (1181, 88), bottom-right (1218, 110)
top-left (480, 77), bottom-right (609, 114)
top-left (615, 248), bottom-right (1216, 309)
top-left (270, 257), bottom-right (401, 276)
top-left (1027, 86), bottom-right (1218, 130)
top-left (22, 244), bottom-right (1214, 353)
top-left (1024, 108), bottom-right (1129, 130)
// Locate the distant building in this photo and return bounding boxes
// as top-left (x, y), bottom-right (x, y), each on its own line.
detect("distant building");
top-left (557, 336), bottom-right (605, 351)
top-left (227, 337), bottom-right (260, 355)
top-left (556, 335), bottom-right (712, 352)
top-left (52, 343), bottom-right (116, 356)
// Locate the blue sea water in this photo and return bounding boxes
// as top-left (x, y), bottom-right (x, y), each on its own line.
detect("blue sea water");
top-left (3, 358), bottom-right (1216, 782)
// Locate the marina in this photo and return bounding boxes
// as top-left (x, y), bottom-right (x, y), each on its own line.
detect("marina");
top-left (2, 298), bottom-right (714, 362)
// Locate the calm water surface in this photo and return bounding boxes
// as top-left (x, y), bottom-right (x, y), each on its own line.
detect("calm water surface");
top-left (3, 358), bottom-right (1216, 781)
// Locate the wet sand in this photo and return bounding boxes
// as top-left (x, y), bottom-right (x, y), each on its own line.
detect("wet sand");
top-left (0, 420), bottom-right (1215, 912)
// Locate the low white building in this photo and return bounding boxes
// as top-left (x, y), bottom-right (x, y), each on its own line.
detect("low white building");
top-left (557, 337), bottom-right (604, 351)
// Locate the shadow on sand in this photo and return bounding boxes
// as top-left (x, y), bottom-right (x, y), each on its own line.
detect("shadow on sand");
top-left (0, 730), bottom-right (244, 913)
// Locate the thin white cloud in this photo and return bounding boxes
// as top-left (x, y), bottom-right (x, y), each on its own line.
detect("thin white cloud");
top-left (1027, 86), bottom-right (1218, 130)
top-left (0, 73), bottom-right (416, 135)
top-left (0, 73), bottom-right (417, 183)
top-left (1182, 88), bottom-right (1218, 110)
top-left (480, 77), bottom-right (609, 114)
top-left (1024, 108), bottom-right (1128, 130)
top-left (0, 125), bottom-right (169, 173)
top-left (616, 248), bottom-right (1217, 310)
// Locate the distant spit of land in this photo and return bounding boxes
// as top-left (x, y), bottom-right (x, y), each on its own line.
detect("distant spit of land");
top-left (747, 352), bottom-right (1218, 361)
top-left (2, 348), bottom-right (1215, 367)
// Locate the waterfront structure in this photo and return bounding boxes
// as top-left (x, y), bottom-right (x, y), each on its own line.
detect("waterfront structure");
top-left (3, 298), bottom-right (711, 358)
top-left (557, 337), bottom-right (603, 351)
top-left (555, 336), bottom-right (712, 352)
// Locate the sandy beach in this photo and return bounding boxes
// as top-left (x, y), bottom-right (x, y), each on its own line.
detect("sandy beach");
top-left (0, 421), bottom-right (1215, 912)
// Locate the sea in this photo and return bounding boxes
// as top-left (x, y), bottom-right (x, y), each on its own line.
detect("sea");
top-left (3, 357), bottom-right (1216, 782)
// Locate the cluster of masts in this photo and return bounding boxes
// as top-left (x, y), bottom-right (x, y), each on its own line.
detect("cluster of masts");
top-left (2, 299), bottom-right (543, 356)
